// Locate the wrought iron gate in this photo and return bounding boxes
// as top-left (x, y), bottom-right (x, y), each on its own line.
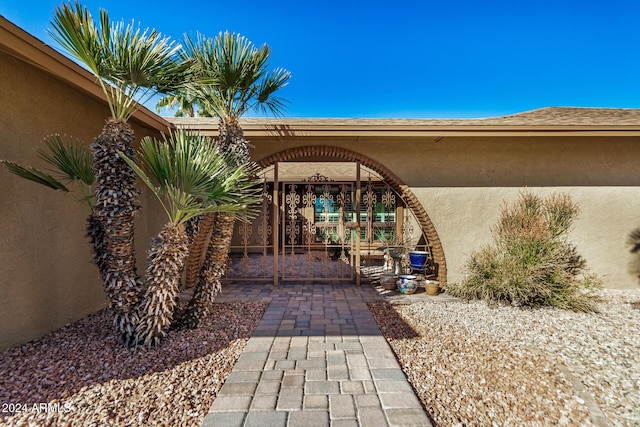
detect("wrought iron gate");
top-left (281, 179), bottom-right (355, 281)
top-left (223, 162), bottom-right (433, 285)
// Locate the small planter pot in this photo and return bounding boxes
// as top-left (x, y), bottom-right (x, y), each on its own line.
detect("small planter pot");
top-left (408, 251), bottom-right (429, 269)
top-left (397, 275), bottom-right (418, 294)
top-left (424, 280), bottom-right (440, 296)
top-left (380, 273), bottom-right (398, 290)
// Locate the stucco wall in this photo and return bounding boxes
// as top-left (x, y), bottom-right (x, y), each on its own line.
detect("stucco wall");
top-left (247, 134), bottom-right (640, 289)
top-left (418, 186), bottom-right (640, 288)
top-left (0, 51), bottom-right (165, 349)
top-left (388, 136), bottom-right (640, 288)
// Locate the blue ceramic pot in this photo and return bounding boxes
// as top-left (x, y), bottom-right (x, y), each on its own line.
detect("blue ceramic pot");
top-left (397, 275), bottom-right (418, 294)
top-left (409, 251), bottom-right (429, 269)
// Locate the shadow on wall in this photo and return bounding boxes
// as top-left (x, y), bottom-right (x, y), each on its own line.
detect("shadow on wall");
top-left (626, 227), bottom-right (640, 282)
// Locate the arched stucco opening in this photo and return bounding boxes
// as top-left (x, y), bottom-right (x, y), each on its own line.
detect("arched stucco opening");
top-left (256, 146), bottom-right (447, 284)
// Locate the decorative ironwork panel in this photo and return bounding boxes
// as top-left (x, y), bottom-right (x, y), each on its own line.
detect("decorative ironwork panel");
top-left (223, 174), bottom-right (274, 281)
top-left (303, 183), bottom-right (317, 275)
top-left (382, 183), bottom-right (396, 210)
top-left (237, 217), bottom-right (252, 276)
top-left (302, 183), bottom-right (317, 246)
top-left (257, 179), bottom-right (273, 276)
top-left (221, 166), bottom-right (432, 285)
top-left (285, 184), bottom-right (300, 246)
top-left (304, 173), bottom-right (332, 182)
top-left (337, 183), bottom-right (352, 263)
top-left (362, 177), bottom-right (376, 244)
top-left (280, 180), bottom-right (354, 281)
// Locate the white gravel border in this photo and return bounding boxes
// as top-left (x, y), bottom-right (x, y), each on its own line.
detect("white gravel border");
top-left (370, 288), bottom-right (640, 426)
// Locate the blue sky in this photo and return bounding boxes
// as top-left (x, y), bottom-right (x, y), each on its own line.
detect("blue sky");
top-left (2, 0), bottom-right (640, 118)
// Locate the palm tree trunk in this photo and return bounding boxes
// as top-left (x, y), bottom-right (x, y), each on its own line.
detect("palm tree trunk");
top-left (182, 117), bottom-right (249, 328)
top-left (181, 118), bottom-right (248, 327)
top-left (183, 213), bottom-right (216, 289)
top-left (91, 118), bottom-right (141, 346)
top-left (86, 213), bottom-right (107, 281)
top-left (217, 117), bottom-right (249, 168)
top-left (182, 212), bottom-right (235, 328)
top-left (136, 223), bottom-right (189, 347)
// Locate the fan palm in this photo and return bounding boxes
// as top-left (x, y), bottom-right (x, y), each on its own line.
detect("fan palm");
top-left (120, 130), bottom-right (261, 347)
top-left (182, 31), bottom-right (290, 164)
top-left (174, 31), bottom-right (290, 326)
top-left (50, 1), bottom-right (189, 346)
top-left (156, 92), bottom-right (198, 117)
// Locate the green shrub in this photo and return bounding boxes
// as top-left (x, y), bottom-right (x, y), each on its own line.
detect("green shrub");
top-left (447, 190), bottom-right (601, 312)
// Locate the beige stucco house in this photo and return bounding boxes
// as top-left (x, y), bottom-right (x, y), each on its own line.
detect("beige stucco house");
top-left (2, 16), bottom-right (640, 349)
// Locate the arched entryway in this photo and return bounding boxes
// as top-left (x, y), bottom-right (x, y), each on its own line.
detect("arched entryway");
top-left (221, 146), bottom-right (447, 285)
top-left (255, 146), bottom-right (446, 284)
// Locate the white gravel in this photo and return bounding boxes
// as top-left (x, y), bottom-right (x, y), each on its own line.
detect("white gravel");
top-left (370, 288), bottom-right (640, 427)
top-left (0, 302), bottom-right (267, 427)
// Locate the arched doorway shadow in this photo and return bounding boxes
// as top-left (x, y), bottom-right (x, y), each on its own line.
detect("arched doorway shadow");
top-left (256, 146), bottom-right (447, 284)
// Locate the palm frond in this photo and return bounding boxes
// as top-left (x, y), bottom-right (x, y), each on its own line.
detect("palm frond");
top-left (1, 160), bottom-right (70, 192)
top-left (2, 135), bottom-right (95, 210)
top-left (253, 68), bottom-right (291, 117)
top-left (180, 31), bottom-right (290, 120)
top-left (49, 1), bottom-right (187, 120)
top-left (37, 134), bottom-right (94, 185)
top-left (156, 92), bottom-right (197, 117)
top-left (49, 1), bottom-right (106, 78)
top-left (119, 129), bottom-right (261, 225)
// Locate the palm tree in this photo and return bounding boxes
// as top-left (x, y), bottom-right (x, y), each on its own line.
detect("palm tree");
top-left (50, 1), bottom-right (188, 346)
top-left (175, 31), bottom-right (290, 327)
top-left (156, 92), bottom-right (198, 117)
top-left (120, 130), bottom-right (261, 347)
top-left (0, 135), bottom-right (108, 277)
top-left (183, 31), bottom-right (290, 165)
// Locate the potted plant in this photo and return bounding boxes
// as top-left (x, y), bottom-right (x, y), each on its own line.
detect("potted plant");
top-left (376, 229), bottom-right (400, 289)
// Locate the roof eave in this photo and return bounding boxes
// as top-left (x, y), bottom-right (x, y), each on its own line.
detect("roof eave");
top-left (169, 118), bottom-right (640, 138)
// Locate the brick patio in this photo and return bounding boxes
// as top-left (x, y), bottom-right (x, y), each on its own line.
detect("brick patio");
top-left (201, 283), bottom-right (434, 427)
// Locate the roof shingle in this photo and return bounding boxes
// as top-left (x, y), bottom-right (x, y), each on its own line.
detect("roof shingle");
top-left (169, 107), bottom-right (640, 129)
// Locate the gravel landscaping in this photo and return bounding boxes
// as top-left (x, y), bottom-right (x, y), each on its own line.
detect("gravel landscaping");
top-left (0, 302), bottom-right (267, 427)
top-left (2, 287), bottom-right (638, 427)
top-left (369, 288), bottom-right (640, 427)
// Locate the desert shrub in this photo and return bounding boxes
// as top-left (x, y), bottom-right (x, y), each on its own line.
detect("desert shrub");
top-left (447, 190), bottom-right (601, 312)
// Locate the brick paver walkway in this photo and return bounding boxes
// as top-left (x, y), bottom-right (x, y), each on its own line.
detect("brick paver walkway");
top-left (200, 283), bottom-right (433, 427)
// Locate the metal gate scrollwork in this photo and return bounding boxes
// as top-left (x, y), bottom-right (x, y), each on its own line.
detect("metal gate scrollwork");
top-left (222, 163), bottom-right (435, 284)
top-left (302, 183), bottom-right (317, 276)
top-left (257, 178), bottom-right (272, 277)
top-left (281, 179), bottom-right (354, 281)
top-left (224, 173), bottom-right (274, 281)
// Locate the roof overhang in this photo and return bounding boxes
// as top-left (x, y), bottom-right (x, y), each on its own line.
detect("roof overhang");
top-left (169, 117), bottom-right (640, 139)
